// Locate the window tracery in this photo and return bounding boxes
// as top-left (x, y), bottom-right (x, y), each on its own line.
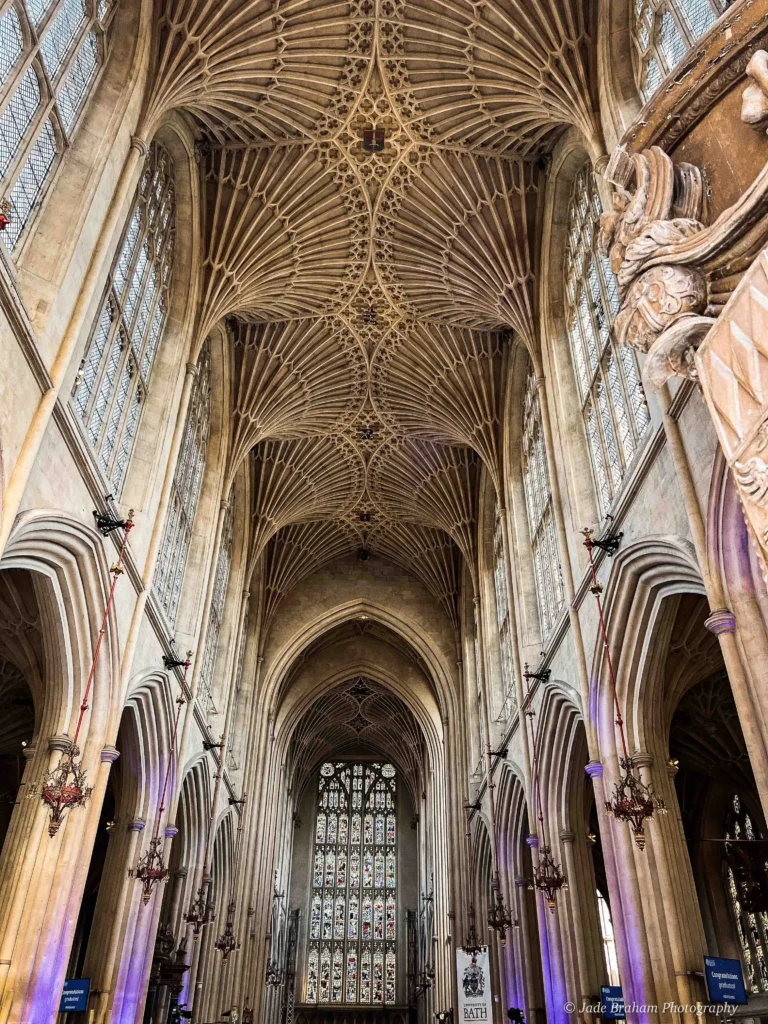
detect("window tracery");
top-left (492, 510), bottom-right (516, 720)
top-left (725, 792), bottom-right (768, 993)
top-left (0, 0), bottom-right (114, 251)
top-left (198, 489), bottom-right (233, 716)
top-left (306, 762), bottom-right (397, 1006)
top-left (565, 164), bottom-right (650, 516)
top-left (632, 0), bottom-right (728, 102)
top-left (521, 371), bottom-right (564, 639)
top-left (72, 141), bottom-right (175, 491)
top-left (153, 340), bottom-right (211, 623)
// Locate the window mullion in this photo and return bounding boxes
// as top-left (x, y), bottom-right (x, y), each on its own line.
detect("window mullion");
top-left (81, 297), bottom-right (120, 422)
top-left (0, 68), bottom-right (57, 186)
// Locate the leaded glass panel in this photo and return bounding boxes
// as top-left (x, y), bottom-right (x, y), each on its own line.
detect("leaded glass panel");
top-left (632, 0), bottom-right (728, 102)
top-left (725, 793), bottom-right (768, 993)
top-left (72, 141), bottom-right (175, 490)
top-left (0, 0), bottom-right (115, 251)
top-left (154, 341), bottom-right (212, 623)
top-left (564, 165), bottom-right (650, 516)
top-left (492, 510), bottom-right (516, 721)
top-left (306, 762), bottom-right (397, 1005)
top-left (521, 371), bottom-right (564, 639)
top-left (198, 489), bottom-right (233, 716)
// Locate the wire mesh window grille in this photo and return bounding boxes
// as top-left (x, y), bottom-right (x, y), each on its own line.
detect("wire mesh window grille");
top-left (198, 492), bottom-right (234, 717)
top-left (306, 762), bottom-right (398, 1006)
top-left (153, 341), bottom-right (212, 624)
top-left (521, 371), bottom-right (564, 639)
top-left (0, 0), bottom-right (114, 251)
top-left (72, 141), bottom-right (175, 491)
top-left (492, 511), bottom-right (516, 721)
top-left (725, 793), bottom-right (768, 994)
top-left (565, 164), bottom-right (650, 517)
top-left (632, 0), bottom-right (728, 102)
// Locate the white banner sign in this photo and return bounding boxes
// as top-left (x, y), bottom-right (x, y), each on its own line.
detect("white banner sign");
top-left (457, 946), bottom-right (493, 1023)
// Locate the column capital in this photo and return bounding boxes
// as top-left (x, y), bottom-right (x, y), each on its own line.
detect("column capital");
top-left (632, 751), bottom-right (653, 770)
top-left (533, 375), bottom-right (547, 392)
top-left (559, 829), bottom-right (576, 843)
top-left (514, 877), bottom-right (528, 888)
top-left (127, 818), bottom-right (145, 832)
top-left (186, 361), bottom-right (199, 378)
top-left (175, 867), bottom-right (188, 878)
top-left (130, 135), bottom-right (149, 156)
top-left (220, 498), bottom-right (231, 512)
top-left (48, 734), bottom-right (73, 753)
top-left (704, 610), bottom-right (736, 635)
top-left (526, 834), bottom-right (539, 849)
top-left (585, 760), bottom-right (603, 779)
top-left (22, 744), bottom-right (35, 760)
top-left (101, 745), bottom-right (120, 763)
top-left (165, 825), bottom-right (179, 838)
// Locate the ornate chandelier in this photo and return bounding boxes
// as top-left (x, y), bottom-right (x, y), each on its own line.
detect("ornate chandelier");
top-left (214, 902), bottom-right (240, 963)
top-left (531, 845), bottom-right (568, 912)
top-left (130, 650), bottom-right (192, 903)
top-left (40, 509), bottom-right (133, 836)
top-left (582, 529), bottom-right (666, 848)
top-left (131, 837), bottom-right (169, 905)
top-left (185, 883), bottom-right (216, 936)
top-left (462, 904), bottom-right (484, 956)
top-left (41, 743), bottom-right (92, 837)
top-left (487, 877), bottom-right (516, 944)
top-left (523, 666), bottom-right (567, 911)
top-left (605, 756), bottom-right (665, 851)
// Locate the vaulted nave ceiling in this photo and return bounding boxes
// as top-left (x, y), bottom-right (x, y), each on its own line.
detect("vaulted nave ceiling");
top-left (147, 0), bottom-right (598, 627)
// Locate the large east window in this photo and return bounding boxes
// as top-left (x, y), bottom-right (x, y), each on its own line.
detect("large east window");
top-left (521, 370), bottom-right (564, 639)
top-left (565, 164), bottom-right (650, 516)
top-left (0, 0), bottom-right (115, 251)
top-left (306, 762), bottom-right (398, 1006)
top-left (153, 340), bottom-right (211, 623)
top-left (632, 0), bottom-right (729, 102)
top-left (72, 140), bottom-right (175, 491)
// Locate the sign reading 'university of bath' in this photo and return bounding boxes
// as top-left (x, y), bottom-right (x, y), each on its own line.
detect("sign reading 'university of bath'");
top-left (457, 946), bottom-right (493, 1023)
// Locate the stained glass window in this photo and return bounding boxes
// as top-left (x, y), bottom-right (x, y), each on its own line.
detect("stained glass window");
top-left (632, 0), bottom-right (729, 102)
top-left (306, 762), bottom-right (397, 1005)
top-left (596, 889), bottom-right (620, 986)
top-left (565, 164), bottom-right (650, 516)
top-left (0, 0), bottom-right (115, 252)
top-left (492, 509), bottom-right (516, 720)
top-left (153, 341), bottom-right (211, 623)
top-left (197, 489), bottom-right (233, 716)
top-left (521, 372), bottom-right (564, 639)
top-left (73, 141), bottom-right (175, 491)
top-left (725, 793), bottom-right (768, 994)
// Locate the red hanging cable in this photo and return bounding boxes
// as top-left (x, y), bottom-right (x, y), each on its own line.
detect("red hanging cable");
top-left (72, 515), bottom-right (134, 748)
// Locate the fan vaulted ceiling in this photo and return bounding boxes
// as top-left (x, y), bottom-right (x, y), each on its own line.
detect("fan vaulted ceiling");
top-left (149, 0), bottom-right (597, 625)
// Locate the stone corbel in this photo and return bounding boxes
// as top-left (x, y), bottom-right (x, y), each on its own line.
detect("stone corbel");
top-left (601, 66), bottom-right (768, 391)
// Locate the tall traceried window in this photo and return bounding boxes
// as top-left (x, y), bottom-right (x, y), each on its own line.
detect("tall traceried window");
top-left (306, 762), bottom-right (397, 1006)
top-left (522, 370), bottom-right (564, 638)
top-left (72, 141), bottom-right (175, 491)
top-left (725, 792), bottom-right (768, 993)
top-left (198, 491), bottom-right (233, 716)
top-left (565, 164), bottom-right (650, 516)
top-left (0, 0), bottom-right (115, 251)
top-left (153, 341), bottom-right (212, 623)
top-left (632, 0), bottom-right (729, 102)
top-left (596, 889), bottom-right (620, 987)
top-left (492, 510), bottom-right (516, 720)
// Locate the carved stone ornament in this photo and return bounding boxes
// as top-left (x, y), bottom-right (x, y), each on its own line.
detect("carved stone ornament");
top-left (601, 70), bottom-right (768, 391)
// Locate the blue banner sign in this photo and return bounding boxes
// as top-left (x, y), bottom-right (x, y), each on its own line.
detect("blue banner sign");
top-left (600, 985), bottom-right (625, 1020)
top-left (704, 957), bottom-right (747, 1005)
top-left (59, 977), bottom-right (90, 1012)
